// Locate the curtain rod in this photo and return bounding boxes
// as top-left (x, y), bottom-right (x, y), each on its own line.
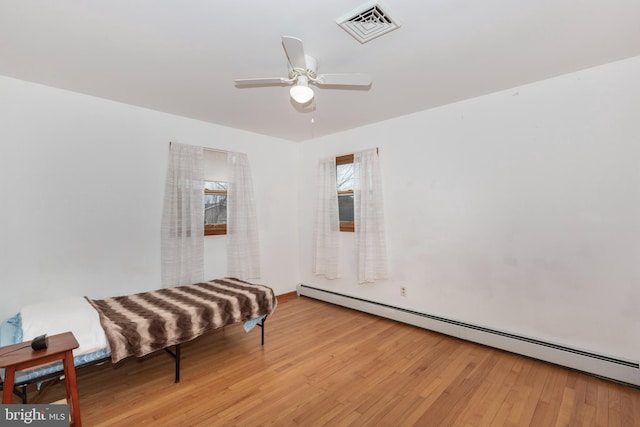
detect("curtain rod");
top-left (335, 147), bottom-right (379, 158)
top-left (203, 147), bottom-right (232, 154)
top-left (168, 141), bottom-right (235, 155)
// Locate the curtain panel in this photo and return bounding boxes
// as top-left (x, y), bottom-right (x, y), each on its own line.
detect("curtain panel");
top-left (313, 157), bottom-right (341, 279)
top-left (160, 142), bottom-right (205, 288)
top-left (354, 149), bottom-right (388, 283)
top-left (227, 152), bottom-right (260, 280)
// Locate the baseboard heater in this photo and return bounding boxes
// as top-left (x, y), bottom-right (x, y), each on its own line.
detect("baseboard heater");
top-left (297, 284), bottom-right (640, 387)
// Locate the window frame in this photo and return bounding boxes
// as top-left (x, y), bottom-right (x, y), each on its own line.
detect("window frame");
top-left (336, 154), bottom-right (355, 232)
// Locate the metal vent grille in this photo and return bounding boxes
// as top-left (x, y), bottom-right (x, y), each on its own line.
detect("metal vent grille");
top-left (337, 2), bottom-right (401, 43)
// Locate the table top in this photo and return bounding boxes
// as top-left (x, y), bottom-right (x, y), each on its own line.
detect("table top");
top-left (0, 331), bottom-right (79, 368)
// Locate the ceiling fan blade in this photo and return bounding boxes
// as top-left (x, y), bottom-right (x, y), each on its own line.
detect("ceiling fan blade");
top-left (314, 73), bottom-right (372, 87)
top-left (234, 77), bottom-right (290, 86)
top-left (282, 36), bottom-right (307, 70)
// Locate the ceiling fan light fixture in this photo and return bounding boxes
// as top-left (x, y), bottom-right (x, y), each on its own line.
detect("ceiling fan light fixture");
top-left (290, 76), bottom-right (314, 104)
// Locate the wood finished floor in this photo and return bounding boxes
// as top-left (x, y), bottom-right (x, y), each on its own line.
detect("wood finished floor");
top-left (26, 295), bottom-right (640, 426)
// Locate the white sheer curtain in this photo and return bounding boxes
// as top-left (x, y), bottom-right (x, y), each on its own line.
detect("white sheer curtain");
top-left (313, 157), bottom-right (341, 279)
top-left (160, 142), bottom-right (204, 288)
top-left (227, 152), bottom-right (260, 280)
top-left (354, 148), bottom-right (388, 283)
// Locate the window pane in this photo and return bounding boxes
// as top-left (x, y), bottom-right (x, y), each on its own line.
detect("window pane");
top-left (338, 194), bottom-right (354, 222)
top-left (205, 181), bottom-right (228, 191)
top-left (336, 163), bottom-right (354, 191)
top-left (204, 181), bottom-right (227, 225)
top-left (204, 194), bottom-right (227, 225)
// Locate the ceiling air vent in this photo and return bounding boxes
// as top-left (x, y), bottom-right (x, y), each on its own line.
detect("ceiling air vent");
top-left (336, 1), bottom-right (401, 44)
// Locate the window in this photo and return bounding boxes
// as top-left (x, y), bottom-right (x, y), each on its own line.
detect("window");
top-left (204, 181), bottom-right (227, 235)
top-left (204, 150), bottom-right (228, 236)
top-left (336, 154), bottom-right (354, 232)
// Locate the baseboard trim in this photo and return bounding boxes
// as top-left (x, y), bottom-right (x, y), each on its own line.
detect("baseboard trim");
top-left (276, 291), bottom-right (298, 303)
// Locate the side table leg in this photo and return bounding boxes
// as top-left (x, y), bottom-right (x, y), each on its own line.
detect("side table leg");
top-left (2, 368), bottom-right (16, 403)
top-left (62, 350), bottom-right (82, 427)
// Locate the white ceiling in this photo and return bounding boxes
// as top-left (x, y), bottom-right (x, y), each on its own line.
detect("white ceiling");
top-left (1, 1), bottom-right (639, 142)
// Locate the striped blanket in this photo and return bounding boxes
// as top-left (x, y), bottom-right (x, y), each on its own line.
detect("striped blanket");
top-left (86, 278), bottom-right (277, 363)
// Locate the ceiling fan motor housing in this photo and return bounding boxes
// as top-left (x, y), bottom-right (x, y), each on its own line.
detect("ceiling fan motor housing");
top-left (289, 55), bottom-right (318, 80)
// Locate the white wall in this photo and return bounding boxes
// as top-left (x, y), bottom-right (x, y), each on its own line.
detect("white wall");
top-left (0, 76), bottom-right (299, 321)
top-left (298, 56), bottom-right (640, 362)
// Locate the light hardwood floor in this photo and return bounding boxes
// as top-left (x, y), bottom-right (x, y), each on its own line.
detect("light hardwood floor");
top-left (26, 295), bottom-right (640, 426)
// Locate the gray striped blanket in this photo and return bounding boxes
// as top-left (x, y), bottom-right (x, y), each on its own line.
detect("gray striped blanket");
top-left (85, 278), bottom-right (277, 363)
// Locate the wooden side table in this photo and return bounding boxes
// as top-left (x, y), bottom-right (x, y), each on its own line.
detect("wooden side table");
top-left (0, 331), bottom-right (82, 427)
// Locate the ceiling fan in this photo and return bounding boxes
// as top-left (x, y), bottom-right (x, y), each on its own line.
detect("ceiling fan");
top-left (234, 36), bottom-right (372, 105)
